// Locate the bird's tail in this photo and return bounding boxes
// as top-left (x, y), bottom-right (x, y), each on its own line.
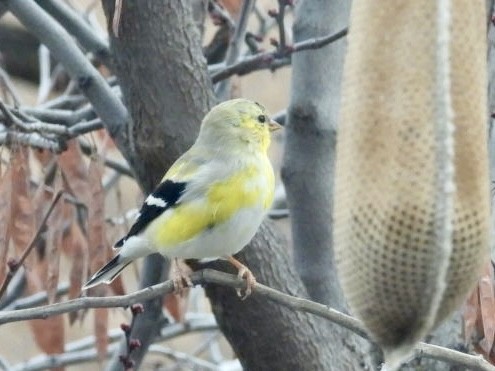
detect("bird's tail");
top-left (82, 254), bottom-right (130, 290)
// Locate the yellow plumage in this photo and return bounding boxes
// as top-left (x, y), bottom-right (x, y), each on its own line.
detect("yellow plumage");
top-left (83, 99), bottom-right (280, 296)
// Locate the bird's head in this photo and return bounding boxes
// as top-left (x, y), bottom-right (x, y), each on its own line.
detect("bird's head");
top-left (198, 99), bottom-right (282, 154)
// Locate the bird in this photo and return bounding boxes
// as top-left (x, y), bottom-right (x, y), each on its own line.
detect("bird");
top-left (82, 98), bottom-right (281, 298)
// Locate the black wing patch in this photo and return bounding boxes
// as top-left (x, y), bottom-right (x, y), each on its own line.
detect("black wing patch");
top-left (115, 180), bottom-right (187, 248)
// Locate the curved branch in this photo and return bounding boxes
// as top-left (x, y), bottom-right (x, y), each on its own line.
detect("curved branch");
top-left (35, 0), bottom-right (110, 63)
top-left (215, 0), bottom-right (255, 99)
top-left (0, 269), bottom-right (492, 371)
top-left (5, 0), bottom-right (132, 164)
top-left (210, 27), bottom-right (348, 83)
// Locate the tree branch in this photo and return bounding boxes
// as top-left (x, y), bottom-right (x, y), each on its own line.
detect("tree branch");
top-left (0, 269), bottom-right (492, 370)
top-left (5, 0), bottom-right (132, 164)
top-left (214, 0), bottom-right (255, 99)
top-left (33, 0), bottom-right (110, 62)
top-left (210, 27), bottom-right (348, 83)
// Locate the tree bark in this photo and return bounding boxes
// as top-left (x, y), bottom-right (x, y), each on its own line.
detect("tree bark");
top-left (281, 0), bottom-right (348, 307)
top-left (101, 0), bottom-right (215, 192)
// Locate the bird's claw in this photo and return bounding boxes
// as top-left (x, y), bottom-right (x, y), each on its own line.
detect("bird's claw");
top-left (226, 256), bottom-right (257, 299)
top-left (236, 266), bottom-right (257, 300)
top-left (172, 259), bottom-right (193, 296)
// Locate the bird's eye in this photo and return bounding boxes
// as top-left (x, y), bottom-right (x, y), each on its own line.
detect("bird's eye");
top-left (257, 115), bottom-right (266, 123)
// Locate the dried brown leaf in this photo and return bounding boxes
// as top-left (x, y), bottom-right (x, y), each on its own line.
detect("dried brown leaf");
top-left (96, 128), bottom-right (116, 151)
top-left (164, 292), bottom-right (189, 323)
top-left (0, 167), bottom-right (12, 283)
top-left (29, 316), bottom-right (65, 371)
top-left (58, 140), bottom-right (88, 200)
top-left (87, 156), bottom-right (106, 278)
top-left (10, 146), bottom-right (35, 260)
top-left (95, 307), bottom-right (109, 362)
top-left (25, 239), bottom-right (65, 367)
top-left (219, 0), bottom-right (242, 17)
top-left (479, 262), bottom-right (495, 355)
top-left (46, 171), bottom-right (65, 304)
top-left (463, 285), bottom-right (481, 343)
top-left (66, 221), bottom-right (89, 324)
top-left (32, 148), bottom-right (54, 168)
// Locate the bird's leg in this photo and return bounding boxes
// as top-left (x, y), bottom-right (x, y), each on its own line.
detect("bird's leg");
top-left (227, 256), bottom-right (257, 299)
top-left (172, 258), bottom-right (193, 296)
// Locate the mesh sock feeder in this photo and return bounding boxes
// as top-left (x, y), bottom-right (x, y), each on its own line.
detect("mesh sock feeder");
top-left (333, 1), bottom-right (490, 369)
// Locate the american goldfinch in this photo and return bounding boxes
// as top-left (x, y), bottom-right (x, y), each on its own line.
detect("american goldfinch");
top-left (83, 99), bottom-right (281, 297)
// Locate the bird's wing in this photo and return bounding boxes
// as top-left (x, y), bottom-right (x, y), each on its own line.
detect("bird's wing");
top-left (114, 148), bottom-right (208, 248)
top-left (114, 179), bottom-right (187, 248)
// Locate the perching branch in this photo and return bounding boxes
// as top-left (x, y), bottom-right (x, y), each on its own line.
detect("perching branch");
top-left (0, 269), bottom-right (492, 371)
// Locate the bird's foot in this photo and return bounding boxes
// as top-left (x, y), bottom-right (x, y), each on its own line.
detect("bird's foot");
top-left (227, 256), bottom-right (257, 300)
top-left (172, 258), bottom-right (193, 296)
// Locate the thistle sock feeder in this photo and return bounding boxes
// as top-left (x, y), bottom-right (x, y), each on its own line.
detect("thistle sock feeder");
top-left (333, 1), bottom-right (490, 369)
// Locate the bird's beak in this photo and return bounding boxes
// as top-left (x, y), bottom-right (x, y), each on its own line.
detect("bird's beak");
top-left (268, 119), bottom-right (283, 132)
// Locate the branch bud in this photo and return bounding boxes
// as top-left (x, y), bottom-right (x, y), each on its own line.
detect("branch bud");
top-left (129, 338), bottom-right (142, 351)
top-left (120, 323), bottom-right (131, 333)
top-left (131, 303), bottom-right (144, 315)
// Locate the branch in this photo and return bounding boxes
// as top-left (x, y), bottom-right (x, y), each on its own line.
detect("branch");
top-left (21, 105), bottom-right (95, 125)
top-left (0, 130), bottom-right (62, 151)
top-left (208, 0), bottom-right (235, 30)
top-left (78, 141), bottom-right (134, 178)
top-left (273, 0), bottom-right (290, 51)
top-left (5, 0), bottom-right (132, 159)
top-left (214, 0), bottom-right (255, 99)
top-left (0, 269), bottom-right (493, 371)
top-left (210, 27), bottom-right (348, 83)
top-left (1, 282), bottom-right (69, 310)
top-left (0, 102), bottom-right (106, 151)
top-left (35, 0), bottom-right (111, 62)
top-left (0, 67), bottom-right (22, 106)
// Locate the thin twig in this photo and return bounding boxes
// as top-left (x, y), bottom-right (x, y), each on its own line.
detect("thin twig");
top-left (211, 27), bottom-right (348, 83)
top-left (0, 269), bottom-right (493, 370)
top-left (275, 0), bottom-right (288, 51)
top-left (112, 0), bottom-right (123, 37)
top-left (6, 0), bottom-right (131, 157)
top-left (78, 140), bottom-right (134, 178)
top-left (20, 105), bottom-right (95, 126)
top-left (37, 45), bottom-right (52, 104)
top-left (208, 0), bottom-right (235, 30)
top-left (215, 0), bottom-right (255, 99)
top-left (0, 131), bottom-right (62, 152)
top-left (0, 269), bottom-right (26, 310)
top-left (148, 344), bottom-right (218, 370)
top-left (0, 67), bottom-right (21, 107)
top-left (0, 102), bottom-right (105, 148)
top-left (37, 0), bottom-right (110, 62)
top-left (1, 282), bottom-right (69, 311)
top-left (0, 190), bottom-right (64, 299)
